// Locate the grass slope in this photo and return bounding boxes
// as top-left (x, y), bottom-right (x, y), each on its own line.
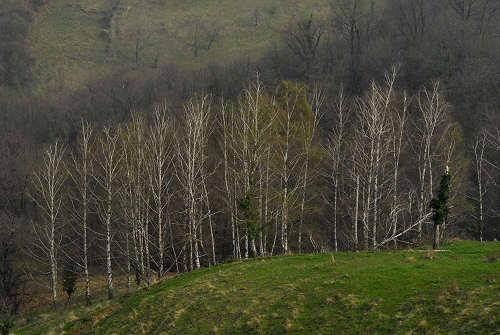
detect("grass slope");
top-left (13, 241), bottom-right (500, 334)
top-left (27, 0), bottom-right (330, 91)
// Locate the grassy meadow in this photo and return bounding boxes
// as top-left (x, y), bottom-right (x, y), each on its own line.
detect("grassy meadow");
top-left (12, 241), bottom-right (500, 334)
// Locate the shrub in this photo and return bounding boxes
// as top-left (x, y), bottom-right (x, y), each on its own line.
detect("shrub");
top-left (62, 262), bottom-right (78, 304)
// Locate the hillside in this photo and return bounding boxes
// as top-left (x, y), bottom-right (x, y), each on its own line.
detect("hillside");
top-left (13, 241), bottom-right (500, 335)
top-left (27, 0), bottom-right (330, 91)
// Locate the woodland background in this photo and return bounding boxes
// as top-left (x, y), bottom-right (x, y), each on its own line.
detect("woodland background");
top-left (0, 0), bottom-right (499, 314)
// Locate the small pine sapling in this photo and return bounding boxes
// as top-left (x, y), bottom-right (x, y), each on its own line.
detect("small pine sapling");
top-left (430, 166), bottom-right (450, 250)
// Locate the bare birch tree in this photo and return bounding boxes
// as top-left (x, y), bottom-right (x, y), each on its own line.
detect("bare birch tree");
top-left (29, 140), bottom-right (66, 308)
top-left (94, 127), bottom-right (121, 299)
top-left (389, 92), bottom-right (408, 249)
top-left (219, 102), bottom-right (239, 259)
top-left (120, 114), bottom-right (150, 287)
top-left (471, 129), bottom-right (488, 242)
top-left (67, 120), bottom-right (93, 305)
top-left (147, 103), bottom-right (174, 278)
top-left (414, 81), bottom-right (447, 240)
top-left (237, 79), bottom-right (276, 257)
top-left (275, 81), bottom-right (308, 254)
top-left (354, 67), bottom-right (397, 249)
top-left (295, 87), bottom-right (323, 253)
top-left (324, 87), bottom-right (348, 252)
top-left (176, 96), bottom-right (212, 270)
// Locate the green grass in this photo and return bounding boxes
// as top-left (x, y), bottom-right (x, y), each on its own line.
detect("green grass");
top-left (13, 241), bottom-right (500, 334)
top-left (26, 0), bottom-right (331, 92)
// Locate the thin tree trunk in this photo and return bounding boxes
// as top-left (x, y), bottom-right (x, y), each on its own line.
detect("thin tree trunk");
top-left (433, 224), bottom-right (440, 249)
top-left (158, 212), bottom-right (163, 279)
top-left (145, 202), bottom-right (151, 286)
top-left (50, 222), bottom-right (57, 308)
top-left (244, 233), bottom-right (249, 259)
top-left (282, 183), bottom-right (289, 254)
top-left (479, 177), bottom-right (484, 242)
top-left (189, 214), bottom-right (193, 271)
top-left (258, 163), bottom-right (264, 256)
top-left (354, 174), bottom-right (359, 250)
top-left (192, 203), bottom-right (200, 269)
top-left (299, 156), bottom-right (309, 253)
top-left (263, 148), bottom-right (270, 255)
top-left (418, 156), bottom-right (427, 241)
top-left (202, 176), bottom-right (216, 266)
top-left (158, 201), bottom-right (163, 279)
top-left (169, 216), bottom-right (179, 273)
top-left (82, 186), bottom-right (90, 305)
top-left (392, 166), bottom-right (398, 249)
top-left (363, 180), bottom-right (371, 251)
top-left (105, 188), bottom-right (113, 299)
top-left (126, 233), bottom-right (131, 290)
top-left (333, 176), bottom-right (338, 252)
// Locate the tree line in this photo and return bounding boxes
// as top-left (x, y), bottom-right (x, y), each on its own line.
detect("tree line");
top-left (25, 68), bottom-right (483, 307)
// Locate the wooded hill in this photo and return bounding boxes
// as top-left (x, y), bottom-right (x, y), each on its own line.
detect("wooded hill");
top-left (0, 0), bottom-right (499, 324)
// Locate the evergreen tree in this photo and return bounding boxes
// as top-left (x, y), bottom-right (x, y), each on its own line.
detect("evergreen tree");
top-left (430, 167), bottom-right (450, 250)
top-left (239, 176), bottom-right (260, 257)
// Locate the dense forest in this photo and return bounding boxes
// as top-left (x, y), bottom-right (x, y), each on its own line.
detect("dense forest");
top-left (1, 0), bottom-right (499, 315)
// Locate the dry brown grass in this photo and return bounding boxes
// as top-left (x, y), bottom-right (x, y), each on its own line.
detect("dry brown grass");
top-left (447, 280), bottom-right (459, 294)
top-left (285, 319), bottom-right (293, 330)
top-left (21, 272), bottom-right (129, 314)
top-left (174, 308), bottom-right (185, 322)
top-left (425, 250), bottom-right (435, 260)
top-left (67, 311), bottom-right (78, 321)
top-left (486, 251), bottom-right (499, 262)
top-left (93, 303), bottom-right (120, 325)
top-left (485, 276), bottom-right (496, 284)
top-left (20, 271), bottom-right (177, 314)
top-left (418, 319), bottom-right (428, 328)
top-left (435, 305), bottom-right (450, 314)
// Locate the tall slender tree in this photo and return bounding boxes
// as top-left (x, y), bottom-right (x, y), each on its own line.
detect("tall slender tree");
top-left (94, 127), bottom-right (121, 299)
top-left (67, 120), bottom-right (93, 305)
top-left (29, 140), bottom-right (66, 308)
